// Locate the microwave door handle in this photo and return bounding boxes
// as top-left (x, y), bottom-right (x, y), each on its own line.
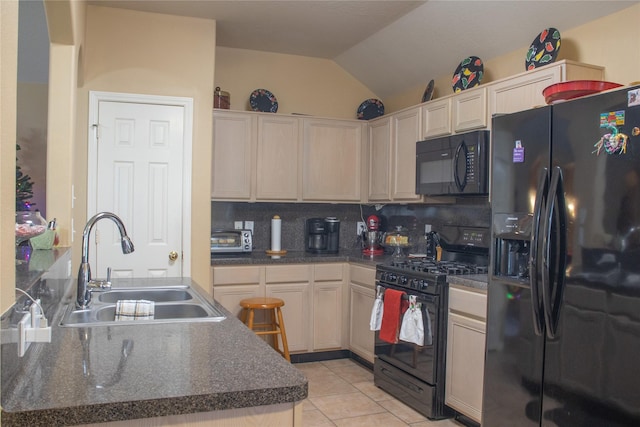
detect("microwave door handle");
top-left (453, 141), bottom-right (468, 191)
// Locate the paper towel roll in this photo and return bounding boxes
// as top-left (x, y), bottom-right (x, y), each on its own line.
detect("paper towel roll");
top-left (271, 215), bottom-right (282, 251)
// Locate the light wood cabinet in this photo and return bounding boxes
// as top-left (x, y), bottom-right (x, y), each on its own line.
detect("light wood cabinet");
top-left (367, 106), bottom-right (422, 202)
top-left (488, 60), bottom-right (604, 118)
top-left (211, 265), bottom-right (263, 318)
top-left (367, 117), bottom-right (392, 201)
top-left (422, 97), bottom-right (452, 138)
top-left (302, 118), bottom-right (364, 201)
top-left (421, 87), bottom-right (487, 138)
top-left (265, 264), bottom-right (312, 353)
top-left (445, 285), bottom-right (487, 423)
top-left (256, 115), bottom-right (300, 200)
top-left (213, 263), bottom-right (348, 355)
top-left (348, 264), bottom-right (377, 363)
top-left (212, 111), bottom-right (364, 203)
top-left (211, 111), bottom-right (255, 199)
top-left (453, 87), bottom-right (487, 132)
top-left (391, 106), bottom-right (422, 201)
top-left (313, 263), bottom-right (346, 350)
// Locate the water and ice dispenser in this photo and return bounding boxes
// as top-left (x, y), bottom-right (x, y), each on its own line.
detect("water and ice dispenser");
top-left (493, 214), bottom-right (531, 280)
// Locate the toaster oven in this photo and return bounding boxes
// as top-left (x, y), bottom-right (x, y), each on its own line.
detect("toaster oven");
top-left (210, 230), bottom-right (253, 254)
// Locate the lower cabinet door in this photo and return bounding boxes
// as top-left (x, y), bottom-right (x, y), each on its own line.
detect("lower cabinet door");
top-left (445, 312), bottom-right (486, 423)
top-left (349, 283), bottom-right (376, 363)
top-left (213, 285), bottom-right (261, 318)
top-left (267, 283), bottom-right (311, 353)
top-left (313, 281), bottom-right (343, 350)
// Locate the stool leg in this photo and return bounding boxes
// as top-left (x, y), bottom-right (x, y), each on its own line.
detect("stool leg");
top-left (269, 309), bottom-right (278, 350)
top-left (247, 308), bottom-right (255, 330)
top-left (240, 307), bottom-right (248, 324)
top-left (276, 307), bottom-right (290, 362)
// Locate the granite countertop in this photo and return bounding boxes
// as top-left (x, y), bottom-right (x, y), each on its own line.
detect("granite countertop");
top-left (211, 249), bottom-right (390, 268)
top-left (447, 274), bottom-right (488, 291)
top-left (1, 276), bottom-right (307, 426)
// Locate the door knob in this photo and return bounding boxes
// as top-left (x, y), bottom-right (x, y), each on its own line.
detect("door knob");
top-left (169, 251), bottom-right (179, 261)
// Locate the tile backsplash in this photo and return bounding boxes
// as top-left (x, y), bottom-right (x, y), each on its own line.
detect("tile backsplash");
top-left (211, 199), bottom-right (491, 253)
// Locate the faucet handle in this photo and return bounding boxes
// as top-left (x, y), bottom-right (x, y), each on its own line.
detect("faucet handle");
top-left (88, 267), bottom-right (112, 291)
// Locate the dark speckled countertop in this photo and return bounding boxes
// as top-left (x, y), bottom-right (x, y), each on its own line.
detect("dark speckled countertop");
top-left (211, 249), bottom-right (390, 268)
top-left (1, 276), bottom-right (307, 426)
top-left (447, 274), bottom-right (488, 290)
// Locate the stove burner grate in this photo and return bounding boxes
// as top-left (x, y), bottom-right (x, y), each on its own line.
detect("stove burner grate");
top-left (389, 259), bottom-right (488, 276)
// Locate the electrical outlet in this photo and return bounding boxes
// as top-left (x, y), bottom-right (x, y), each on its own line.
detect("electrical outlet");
top-left (244, 221), bottom-right (254, 233)
top-left (234, 221), bottom-right (243, 230)
top-left (357, 221), bottom-right (366, 236)
top-left (425, 224), bottom-right (432, 234)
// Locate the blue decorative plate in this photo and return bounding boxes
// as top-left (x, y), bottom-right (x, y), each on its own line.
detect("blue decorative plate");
top-left (452, 56), bottom-right (483, 93)
top-left (422, 79), bottom-right (435, 103)
top-left (249, 89), bottom-right (278, 113)
top-left (357, 99), bottom-right (384, 120)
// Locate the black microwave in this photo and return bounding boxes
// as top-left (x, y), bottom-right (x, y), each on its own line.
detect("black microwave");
top-left (415, 130), bottom-right (489, 196)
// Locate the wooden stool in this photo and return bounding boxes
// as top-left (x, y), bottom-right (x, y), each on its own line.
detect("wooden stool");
top-left (239, 297), bottom-right (291, 362)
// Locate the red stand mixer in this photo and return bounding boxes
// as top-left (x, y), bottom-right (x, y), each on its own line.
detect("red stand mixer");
top-left (362, 215), bottom-right (384, 256)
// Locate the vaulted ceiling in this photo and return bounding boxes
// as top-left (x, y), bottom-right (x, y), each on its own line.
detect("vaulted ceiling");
top-left (74, 1), bottom-right (640, 98)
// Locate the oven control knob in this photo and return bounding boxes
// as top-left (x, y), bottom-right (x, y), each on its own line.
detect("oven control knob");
top-left (420, 280), bottom-right (428, 290)
top-left (388, 273), bottom-right (397, 282)
top-left (400, 276), bottom-right (408, 286)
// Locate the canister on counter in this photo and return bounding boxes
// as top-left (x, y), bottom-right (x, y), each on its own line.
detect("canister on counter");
top-left (214, 86), bottom-right (230, 109)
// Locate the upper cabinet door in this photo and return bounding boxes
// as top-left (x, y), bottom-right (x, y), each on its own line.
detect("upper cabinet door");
top-left (212, 111), bottom-right (255, 199)
top-left (452, 87), bottom-right (487, 132)
top-left (423, 97), bottom-right (452, 138)
top-left (256, 115), bottom-right (300, 200)
top-left (367, 117), bottom-right (392, 201)
top-left (302, 118), bottom-right (363, 202)
top-left (391, 107), bottom-right (423, 201)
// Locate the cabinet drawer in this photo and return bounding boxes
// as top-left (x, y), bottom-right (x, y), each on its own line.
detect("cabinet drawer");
top-left (449, 285), bottom-right (487, 320)
top-left (314, 263), bottom-right (344, 281)
top-left (265, 264), bottom-right (311, 283)
top-left (350, 264), bottom-right (376, 288)
top-left (212, 266), bottom-right (261, 285)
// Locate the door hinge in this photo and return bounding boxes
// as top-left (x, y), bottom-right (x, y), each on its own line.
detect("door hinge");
top-left (91, 124), bottom-right (100, 141)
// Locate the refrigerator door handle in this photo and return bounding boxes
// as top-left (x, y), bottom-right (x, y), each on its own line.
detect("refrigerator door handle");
top-left (541, 166), bottom-right (568, 339)
top-left (453, 140), bottom-right (468, 191)
top-left (530, 167), bottom-right (548, 336)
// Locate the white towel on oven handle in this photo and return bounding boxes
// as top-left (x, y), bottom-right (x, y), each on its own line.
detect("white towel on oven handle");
top-left (400, 295), bottom-right (429, 346)
top-left (369, 286), bottom-right (384, 331)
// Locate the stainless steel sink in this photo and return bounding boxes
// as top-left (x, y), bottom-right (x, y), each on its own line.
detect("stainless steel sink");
top-left (98, 288), bottom-right (193, 303)
top-left (59, 285), bottom-right (226, 327)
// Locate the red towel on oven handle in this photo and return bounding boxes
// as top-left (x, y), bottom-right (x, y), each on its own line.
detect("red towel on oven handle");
top-left (379, 289), bottom-right (409, 344)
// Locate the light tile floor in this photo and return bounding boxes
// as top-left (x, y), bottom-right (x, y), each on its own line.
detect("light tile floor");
top-left (295, 358), bottom-right (466, 427)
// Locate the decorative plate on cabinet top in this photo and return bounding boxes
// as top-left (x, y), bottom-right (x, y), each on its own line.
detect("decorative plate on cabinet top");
top-left (357, 98), bottom-right (384, 120)
top-left (422, 79), bottom-right (435, 103)
top-left (249, 88), bottom-right (278, 113)
top-left (452, 56), bottom-right (483, 93)
top-left (525, 27), bottom-right (561, 71)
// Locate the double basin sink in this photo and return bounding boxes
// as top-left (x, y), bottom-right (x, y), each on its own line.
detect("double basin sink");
top-left (60, 284), bottom-right (226, 327)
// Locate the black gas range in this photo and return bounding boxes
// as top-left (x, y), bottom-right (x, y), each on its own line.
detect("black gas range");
top-left (376, 258), bottom-right (489, 296)
top-left (373, 225), bottom-right (489, 420)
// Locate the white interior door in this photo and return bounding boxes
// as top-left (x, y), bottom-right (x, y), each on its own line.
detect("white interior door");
top-left (88, 93), bottom-right (192, 279)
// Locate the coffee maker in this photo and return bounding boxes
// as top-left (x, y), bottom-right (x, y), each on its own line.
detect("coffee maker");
top-left (305, 217), bottom-right (340, 254)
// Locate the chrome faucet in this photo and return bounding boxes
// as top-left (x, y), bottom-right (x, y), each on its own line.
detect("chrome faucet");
top-left (77, 212), bottom-right (135, 309)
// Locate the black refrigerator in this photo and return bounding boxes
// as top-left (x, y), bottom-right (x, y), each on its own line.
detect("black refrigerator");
top-left (484, 85), bottom-right (640, 426)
